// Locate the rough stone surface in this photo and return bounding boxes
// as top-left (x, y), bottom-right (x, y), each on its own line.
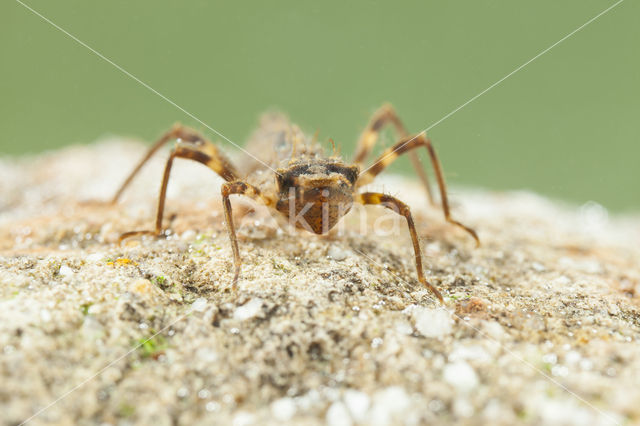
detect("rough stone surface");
top-left (1, 141), bottom-right (639, 425)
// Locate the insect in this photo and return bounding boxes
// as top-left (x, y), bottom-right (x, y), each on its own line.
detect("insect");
top-left (111, 105), bottom-right (478, 303)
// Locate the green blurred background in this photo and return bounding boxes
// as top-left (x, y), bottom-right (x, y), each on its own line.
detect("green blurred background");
top-left (1, 1), bottom-right (638, 211)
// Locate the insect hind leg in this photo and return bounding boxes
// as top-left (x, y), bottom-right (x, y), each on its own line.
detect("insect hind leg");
top-left (353, 104), bottom-right (435, 205)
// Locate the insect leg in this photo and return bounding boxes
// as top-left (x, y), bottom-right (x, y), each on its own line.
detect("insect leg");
top-left (357, 134), bottom-right (479, 246)
top-left (221, 181), bottom-right (274, 289)
top-left (353, 104), bottom-right (434, 204)
top-left (111, 123), bottom-right (239, 203)
top-left (356, 191), bottom-right (444, 304)
top-left (118, 133), bottom-right (241, 242)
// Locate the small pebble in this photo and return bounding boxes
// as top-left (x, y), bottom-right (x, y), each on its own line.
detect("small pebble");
top-left (370, 387), bottom-right (410, 425)
top-left (326, 401), bottom-right (352, 426)
top-left (531, 262), bottom-right (546, 272)
top-left (58, 265), bottom-right (74, 277)
top-left (206, 401), bottom-right (220, 412)
top-left (412, 306), bottom-right (452, 338)
top-left (233, 412), bottom-right (255, 426)
top-left (85, 253), bottom-right (103, 263)
top-left (453, 397), bottom-right (474, 418)
top-left (234, 298), bottom-right (263, 321)
top-left (443, 361), bottom-right (479, 393)
top-left (449, 345), bottom-right (490, 363)
top-left (192, 297), bottom-right (208, 313)
top-left (271, 397), bottom-right (296, 421)
top-left (182, 229), bottom-right (196, 241)
top-left (482, 321), bottom-right (505, 340)
top-left (327, 245), bottom-right (350, 261)
top-left (39, 309), bottom-right (52, 323)
top-left (344, 390), bottom-right (370, 422)
top-left (196, 347), bottom-right (218, 363)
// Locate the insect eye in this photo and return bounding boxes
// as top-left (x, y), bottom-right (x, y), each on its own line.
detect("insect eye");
top-left (325, 164), bottom-right (358, 185)
top-left (276, 173), bottom-right (292, 191)
top-left (345, 166), bottom-right (358, 184)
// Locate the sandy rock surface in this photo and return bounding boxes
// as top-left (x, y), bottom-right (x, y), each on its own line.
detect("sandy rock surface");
top-left (1, 141), bottom-right (639, 425)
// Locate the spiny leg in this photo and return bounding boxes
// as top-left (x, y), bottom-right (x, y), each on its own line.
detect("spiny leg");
top-left (357, 133), bottom-right (479, 246)
top-left (356, 192), bottom-right (444, 304)
top-left (118, 131), bottom-right (240, 242)
top-left (353, 104), bottom-right (435, 204)
top-left (221, 181), bottom-right (274, 288)
top-left (111, 123), bottom-right (238, 203)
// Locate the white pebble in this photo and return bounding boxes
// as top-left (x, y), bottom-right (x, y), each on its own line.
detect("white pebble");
top-left (234, 298), bottom-right (263, 321)
top-left (443, 361), bottom-right (479, 393)
top-left (328, 245), bottom-right (350, 261)
top-left (86, 253), bottom-right (103, 262)
top-left (232, 411), bottom-right (255, 426)
top-left (449, 345), bottom-right (490, 363)
top-left (553, 276), bottom-right (571, 286)
top-left (58, 265), bottom-right (74, 277)
top-left (181, 229), bottom-right (196, 241)
top-left (394, 321), bottom-right (413, 335)
top-left (482, 399), bottom-right (508, 423)
top-left (191, 297), bottom-right (208, 313)
top-left (531, 262), bottom-right (546, 272)
top-left (206, 401), bottom-right (219, 412)
top-left (565, 350), bottom-right (581, 365)
top-left (453, 398), bottom-right (474, 418)
top-left (370, 387), bottom-right (410, 426)
top-left (537, 397), bottom-right (595, 425)
top-left (271, 397), bottom-right (296, 421)
top-left (482, 320), bottom-right (505, 341)
top-left (326, 401), bottom-right (352, 426)
top-left (344, 389), bottom-right (370, 422)
top-left (413, 307), bottom-right (452, 338)
top-left (196, 347), bottom-right (218, 363)
top-left (40, 309), bottom-right (52, 322)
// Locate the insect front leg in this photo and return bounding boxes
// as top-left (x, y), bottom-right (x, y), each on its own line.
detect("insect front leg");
top-left (356, 191), bottom-right (444, 304)
top-left (221, 181), bottom-right (274, 289)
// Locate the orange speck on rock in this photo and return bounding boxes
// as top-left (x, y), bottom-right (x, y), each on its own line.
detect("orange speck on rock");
top-left (107, 258), bottom-right (138, 267)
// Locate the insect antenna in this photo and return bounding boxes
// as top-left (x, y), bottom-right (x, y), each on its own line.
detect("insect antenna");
top-left (290, 138), bottom-right (297, 161)
top-left (289, 125), bottom-right (302, 162)
top-left (329, 138), bottom-right (337, 157)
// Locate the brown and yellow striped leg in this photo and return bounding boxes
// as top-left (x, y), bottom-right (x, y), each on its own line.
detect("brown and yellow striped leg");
top-left (356, 192), bottom-right (444, 304)
top-left (111, 123), bottom-right (238, 203)
top-left (357, 134), bottom-right (479, 246)
top-left (354, 104), bottom-right (435, 205)
top-left (118, 129), bottom-right (240, 242)
top-left (221, 181), bottom-right (274, 289)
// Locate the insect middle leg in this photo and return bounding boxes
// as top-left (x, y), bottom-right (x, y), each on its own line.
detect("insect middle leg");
top-left (353, 104), bottom-right (435, 204)
top-left (356, 191), bottom-right (444, 303)
top-left (357, 133), bottom-right (479, 245)
top-left (118, 126), bottom-right (240, 241)
top-left (111, 123), bottom-right (238, 203)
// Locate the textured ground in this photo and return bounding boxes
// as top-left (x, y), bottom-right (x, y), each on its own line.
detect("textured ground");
top-left (1, 141), bottom-right (639, 426)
